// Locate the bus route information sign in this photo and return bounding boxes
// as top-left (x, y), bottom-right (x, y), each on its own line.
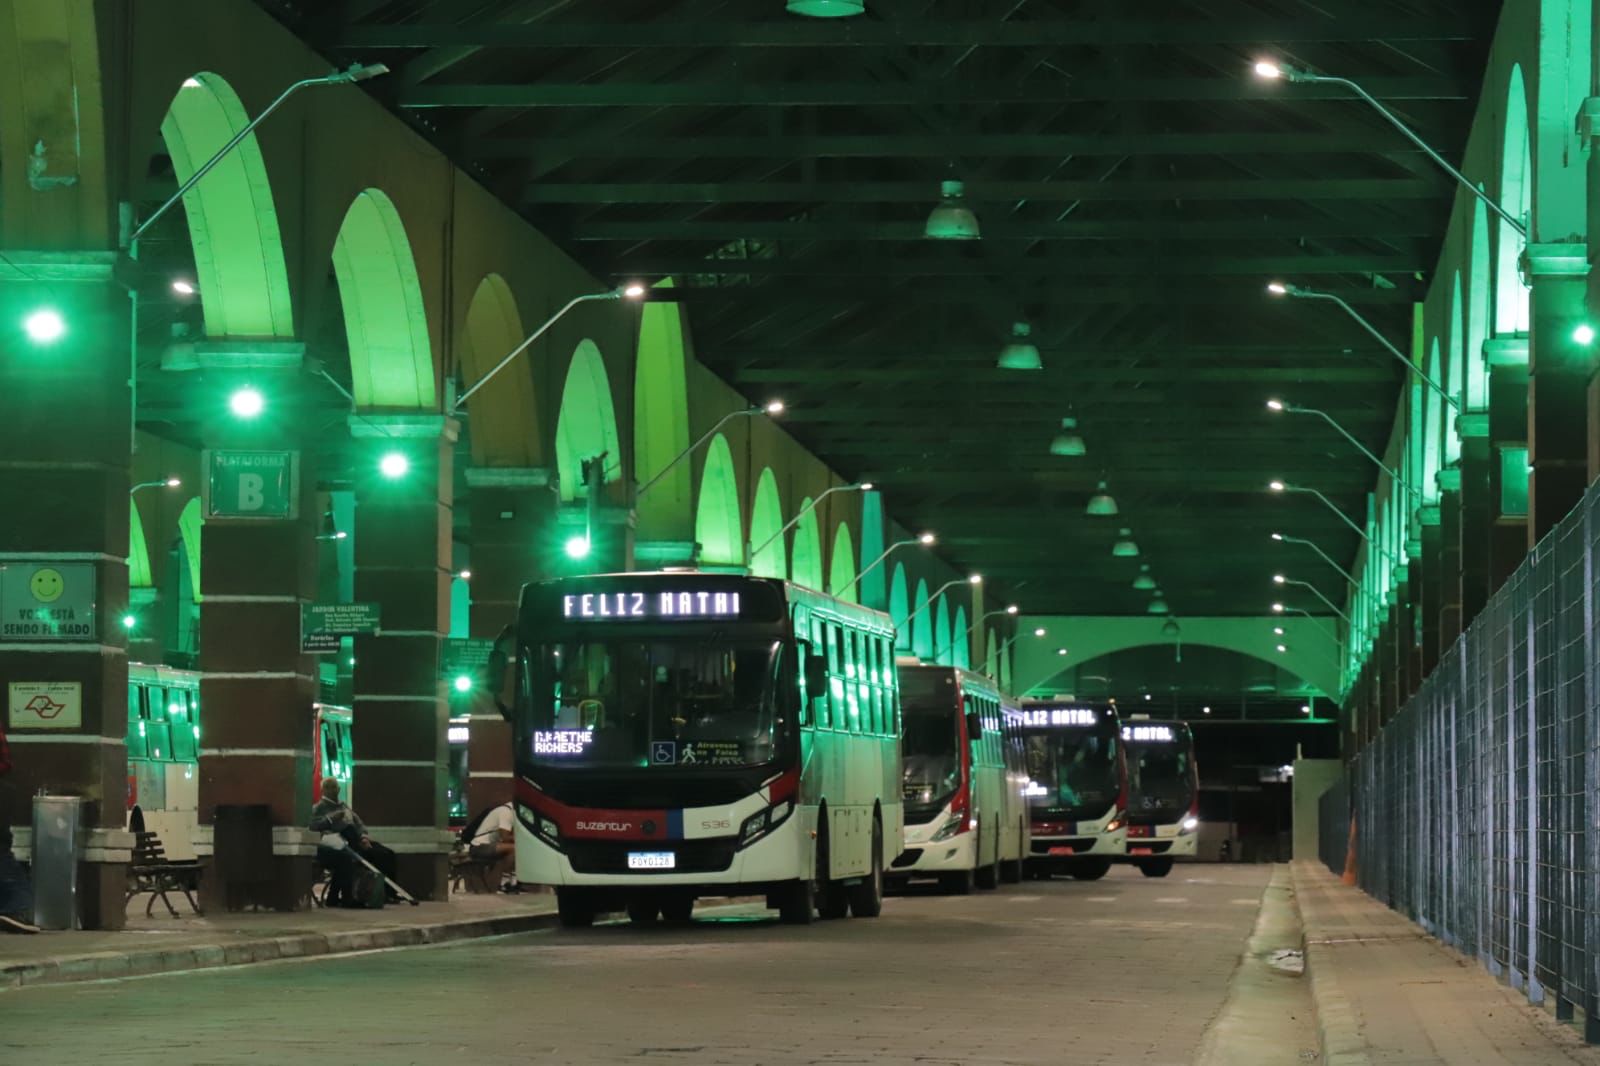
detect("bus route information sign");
top-left (301, 602), bottom-right (381, 653)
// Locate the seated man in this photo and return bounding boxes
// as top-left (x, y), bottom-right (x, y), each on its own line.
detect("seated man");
top-left (309, 778), bottom-right (399, 904)
top-left (467, 801), bottom-right (517, 891)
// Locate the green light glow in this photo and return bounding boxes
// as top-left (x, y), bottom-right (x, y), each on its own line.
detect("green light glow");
top-left (122, 614), bottom-right (136, 630)
top-left (229, 386), bottom-right (264, 418)
top-left (452, 674), bottom-right (473, 693)
top-left (565, 535), bottom-right (591, 559)
top-left (379, 451), bottom-right (409, 479)
top-left (23, 308), bottom-right (65, 344)
top-left (694, 433), bottom-right (744, 566)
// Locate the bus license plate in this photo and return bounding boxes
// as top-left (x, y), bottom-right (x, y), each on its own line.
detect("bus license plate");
top-left (627, 851), bottom-right (676, 870)
top-left (1048, 846), bottom-right (1076, 856)
top-left (1129, 846), bottom-right (1153, 856)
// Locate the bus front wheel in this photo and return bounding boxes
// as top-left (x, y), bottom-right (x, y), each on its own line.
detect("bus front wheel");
top-left (939, 867), bottom-right (975, 895)
top-left (1070, 859), bottom-right (1111, 881)
top-left (660, 893), bottom-right (695, 923)
top-left (975, 821), bottom-right (1001, 890)
top-left (778, 878), bottom-right (815, 924)
top-left (556, 888), bottom-right (595, 928)
top-left (1139, 858), bottom-right (1175, 878)
top-left (847, 821), bottom-right (884, 918)
top-left (626, 899), bottom-right (659, 925)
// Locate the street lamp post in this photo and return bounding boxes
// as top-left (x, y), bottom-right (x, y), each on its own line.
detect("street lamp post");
top-left (636, 401), bottom-right (785, 501)
top-left (130, 477), bottom-right (182, 494)
top-left (748, 482), bottom-right (875, 564)
top-left (906, 575), bottom-right (982, 662)
top-left (1267, 480), bottom-right (1402, 568)
top-left (1271, 532), bottom-right (1358, 586)
top-left (836, 532), bottom-right (935, 598)
top-left (1266, 399), bottom-right (1423, 502)
top-left (965, 604), bottom-right (1018, 640)
top-left (1272, 602), bottom-right (1340, 644)
top-left (1273, 575), bottom-right (1353, 625)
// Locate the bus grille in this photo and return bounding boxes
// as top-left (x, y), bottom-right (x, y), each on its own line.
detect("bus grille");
top-left (891, 849), bottom-right (923, 869)
top-left (1031, 838), bottom-right (1094, 855)
top-left (565, 839), bottom-right (737, 875)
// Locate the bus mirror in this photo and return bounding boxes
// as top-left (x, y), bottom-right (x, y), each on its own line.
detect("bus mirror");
top-left (487, 625), bottom-right (514, 722)
top-left (966, 711), bottom-right (984, 741)
top-left (804, 653), bottom-right (828, 697)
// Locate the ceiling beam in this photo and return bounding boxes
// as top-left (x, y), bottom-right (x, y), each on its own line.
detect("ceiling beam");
top-left (624, 253), bottom-right (1426, 277)
top-left (564, 216), bottom-right (1443, 242)
top-left (648, 281), bottom-right (1418, 305)
top-left (341, 19), bottom-right (1478, 50)
top-left (733, 366), bottom-right (1398, 385)
top-left (401, 77), bottom-right (1466, 109)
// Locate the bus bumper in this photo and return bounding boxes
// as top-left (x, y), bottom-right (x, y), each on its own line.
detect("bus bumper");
top-left (1028, 826), bottom-right (1127, 865)
top-left (888, 825), bottom-right (976, 877)
top-left (1124, 831), bottom-right (1198, 860)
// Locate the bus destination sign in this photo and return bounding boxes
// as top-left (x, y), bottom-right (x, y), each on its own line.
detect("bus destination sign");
top-left (1122, 724), bottom-right (1175, 743)
top-left (1018, 707), bottom-right (1099, 727)
top-left (562, 590), bottom-right (742, 621)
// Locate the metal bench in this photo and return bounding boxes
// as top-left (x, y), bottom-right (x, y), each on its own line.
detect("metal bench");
top-left (126, 831), bottom-right (203, 917)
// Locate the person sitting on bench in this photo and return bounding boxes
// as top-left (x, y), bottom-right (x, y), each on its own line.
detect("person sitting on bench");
top-left (467, 801), bottom-right (517, 891)
top-left (310, 778), bottom-right (399, 904)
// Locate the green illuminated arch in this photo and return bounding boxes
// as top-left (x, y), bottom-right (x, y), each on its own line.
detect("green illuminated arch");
top-left (160, 73), bottom-right (294, 338)
top-left (332, 189), bottom-right (435, 409)
top-left (749, 468), bottom-right (786, 579)
top-left (857, 494), bottom-right (886, 608)
top-left (933, 595), bottom-right (952, 665)
top-left (985, 630), bottom-right (998, 676)
top-left (1422, 339), bottom-right (1444, 503)
top-left (791, 500), bottom-right (824, 589)
top-left (1466, 200), bottom-right (1491, 409)
top-left (129, 499), bottom-right (153, 588)
top-left (1497, 65), bottom-right (1531, 336)
top-left (1445, 274), bottom-right (1463, 466)
top-left (177, 497), bottom-right (203, 604)
top-left (694, 433), bottom-right (743, 567)
top-left (889, 563), bottom-right (910, 652)
top-left (828, 523), bottom-right (858, 603)
top-left (634, 279), bottom-right (693, 537)
top-left (951, 606), bottom-right (970, 668)
top-left (911, 579), bottom-right (933, 659)
top-left (459, 274), bottom-right (539, 466)
top-left (555, 339), bottom-right (623, 501)
top-left (1000, 645), bottom-right (1013, 691)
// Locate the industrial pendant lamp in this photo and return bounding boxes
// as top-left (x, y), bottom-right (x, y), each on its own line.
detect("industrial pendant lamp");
top-left (1111, 529), bottom-right (1140, 557)
top-left (1132, 565), bottom-right (1157, 591)
top-left (1160, 618), bottom-right (1181, 638)
top-left (997, 321), bottom-right (1043, 370)
top-left (1086, 480), bottom-right (1118, 516)
top-left (1050, 416), bottom-right (1086, 456)
top-left (924, 179), bottom-right (980, 240)
top-left (787, 0), bottom-right (865, 13)
top-left (1147, 597), bottom-right (1170, 615)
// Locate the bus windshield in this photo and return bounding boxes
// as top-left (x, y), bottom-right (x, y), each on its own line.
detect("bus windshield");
top-left (900, 700), bottom-right (960, 819)
top-left (1022, 727), bottom-right (1120, 820)
top-left (1129, 742), bottom-right (1194, 820)
top-left (524, 639), bottom-right (786, 769)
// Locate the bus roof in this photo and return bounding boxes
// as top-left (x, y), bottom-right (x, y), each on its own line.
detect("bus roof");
top-left (898, 662), bottom-right (1014, 704)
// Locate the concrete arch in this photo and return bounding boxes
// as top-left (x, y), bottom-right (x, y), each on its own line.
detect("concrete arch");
top-left (458, 274), bottom-right (540, 466)
top-left (791, 499), bottom-right (824, 590)
top-left (749, 468), bottom-right (786, 579)
top-left (1466, 199), bottom-right (1491, 410)
top-left (857, 494), bottom-right (886, 609)
top-left (694, 433), bottom-right (743, 567)
top-left (332, 188), bottom-right (435, 409)
top-left (554, 339), bottom-right (623, 501)
top-left (828, 522), bottom-right (857, 603)
top-left (985, 629), bottom-right (998, 676)
top-left (1422, 338), bottom-right (1445, 502)
top-left (933, 595), bottom-right (952, 665)
top-left (129, 499), bottom-right (154, 589)
top-left (177, 497), bottom-right (203, 604)
top-left (159, 72), bottom-right (294, 338)
top-left (1444, 273), bottom-right (1463, 466)
top-left (889, 563), bottom-right (911, 652)
top-left (1013, 615), bottom-right (1339, 698)
top-left (911, 578), bottom-right (933, 659)
top-left (1496, 64), bottom-right (1531, 336)
top-left (952, 606), bottom-right (970, 668)
top-left (633, 278), bottom-right (693, 538)
top-left (1000, 646), bottom-right (1013, 692)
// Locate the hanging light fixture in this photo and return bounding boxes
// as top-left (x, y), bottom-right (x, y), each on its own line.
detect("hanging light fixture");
top-left (787, 0), bottom-right (865, 14)
top-left (1132, 565), bottom-right (1157, 591)
top-left (1050, 416), bottom-right (1086, 456)
top-left (1160, 618), bottom-right (1181, 638)
top-left (924, 179), bottom-right (980, 240)
top-left (1111, 528), bottom-right (1140, 557)
top-left (1086, 480), bottom-right (1118, 516)
top-left (1147, 597), bottom-right (1170, 615)
top-left (996, 321), bottom-right (1042, 370)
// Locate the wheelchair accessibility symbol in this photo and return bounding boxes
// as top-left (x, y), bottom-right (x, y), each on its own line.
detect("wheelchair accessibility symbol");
top-left (650, 740), bottom-right (677, 765)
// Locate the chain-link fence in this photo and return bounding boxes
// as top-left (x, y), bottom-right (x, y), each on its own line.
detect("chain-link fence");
top-left (1318, 491), bottom-right (1600, 1042)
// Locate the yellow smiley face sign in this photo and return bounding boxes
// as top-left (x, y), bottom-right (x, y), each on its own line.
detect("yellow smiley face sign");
top-left (29, 567), bottom-right (65, 603)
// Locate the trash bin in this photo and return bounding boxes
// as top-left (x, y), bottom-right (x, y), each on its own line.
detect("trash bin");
top-left (31, 794), bottom-right (82, 930)
top-left (213, 804), bottom-right (273, 910)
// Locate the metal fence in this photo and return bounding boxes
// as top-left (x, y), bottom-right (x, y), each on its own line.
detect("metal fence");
top-left (1318, 491), bottom-right (1600, 1042)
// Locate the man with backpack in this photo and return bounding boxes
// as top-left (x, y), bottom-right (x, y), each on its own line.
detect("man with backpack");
top-left (458, 800), bottom-right (517, 892)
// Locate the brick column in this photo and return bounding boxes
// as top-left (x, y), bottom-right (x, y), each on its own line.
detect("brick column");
top-left (462, 467), bottom-right (556, 820)
top-left (1436, 472), bottom-right (1463, 652)
top-left (193, 344), bottom-right (318, 910)
top-left (0, 250), bottom-right (134, 928)
top-left (1486, 339), bottom-right (1530, 594)
top-left (1457, 415), bottom-right (1492, 625)
top-left (350, 415), bottom-right (456, 900)
top-left (1525, 245), bottom-right (1590, 543)
top-left (1417, 512), bottom-right (1443, 674)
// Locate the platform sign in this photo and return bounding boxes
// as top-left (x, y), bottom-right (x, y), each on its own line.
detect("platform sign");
top-left (204, 449), bottom-right (298, 519)
top-left (302, 602), bottom-right (381, 654)
top-left (0, 562), bottom-right (97, 642)
top-left (440, 638), bottom-right (493, 680)
top-left (8, 682), bottom-right (83, 729)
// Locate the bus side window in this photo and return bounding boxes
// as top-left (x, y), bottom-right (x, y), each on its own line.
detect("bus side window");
top-left (883, 636), bottom-right (900, 735)
top-left (863, 633), bottom-right (880, 735)
top-left (126, 682), bottom-right (147, 760)
top-left (821, 621), bottom-right (838, 730)
top-left (843, 627), bottom-right (860, 733)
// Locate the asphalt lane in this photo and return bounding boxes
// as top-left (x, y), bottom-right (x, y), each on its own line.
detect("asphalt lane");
top-left (1, 864), bottom-right (1273, 1066)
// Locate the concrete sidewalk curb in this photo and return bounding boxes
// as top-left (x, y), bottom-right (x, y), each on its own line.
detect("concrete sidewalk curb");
top-left (1, 910), bottom-right (560, 992)
top-left (1292, 862), bottom-right (1371, 1066)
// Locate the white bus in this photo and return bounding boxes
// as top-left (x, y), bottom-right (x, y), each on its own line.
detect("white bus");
top-left (1019, 703), bottom-right (1128, 881)
top-left (890, 665), bottom-right (1028, 893)
top-left (1120, 719), bottom-right (1200, 877)
top-left (508, 573), bottom-right (903, 927)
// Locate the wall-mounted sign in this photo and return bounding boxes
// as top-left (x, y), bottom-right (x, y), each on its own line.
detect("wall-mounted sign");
top-left (8, 682), bottom-right (83, 729)
top-left (0, 563), bottom-right (97, 641)
top-left (441, 638), bottom-right (493, 680)
top-left (561, 590), bottom-right (742, 621)
top-left (301, 602), bottom-right (381, 653)
top-left (1018, 707), bottom-right (1100, 728)
top-left (204, 449), bottom-right (298, 519)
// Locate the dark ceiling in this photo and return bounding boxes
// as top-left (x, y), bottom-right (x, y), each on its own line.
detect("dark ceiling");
top-left (258, 0), bottom-right (1501, 618)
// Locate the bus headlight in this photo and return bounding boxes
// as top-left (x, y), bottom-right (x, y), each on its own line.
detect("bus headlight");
top-left (1180, 817), bottom-right (1199, 835)
top-left (519, 803), bottom-right (563, 851)
top-left (930, 815), bottom-right (966, 842)
top-left (738, 800), bottom-right (794, 849)
top-left (1104, 817), bottom-right (1125, 834)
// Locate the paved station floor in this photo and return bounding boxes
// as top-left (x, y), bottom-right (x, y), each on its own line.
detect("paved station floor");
top-left (2, 864), bottom-right (1278, 1065)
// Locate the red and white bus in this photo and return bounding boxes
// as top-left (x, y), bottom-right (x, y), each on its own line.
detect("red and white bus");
top-left (890, 665), bottom-right (1028, 893)
top-left (508, 573), bottom-right (903, 927)
top-left (1019, 703), bottom-right (1128, 880)
top-left (1120, 719), bottom-right (1200, 877)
